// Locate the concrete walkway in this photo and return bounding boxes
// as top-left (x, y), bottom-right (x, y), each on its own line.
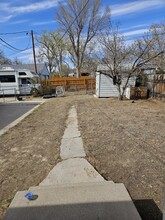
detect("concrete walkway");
top-left (60, 106), bottom-right (86, 160)
top-left (40, 105), bottom-right (104, 185)
top-left (4, 105), bottom-right (142, 220)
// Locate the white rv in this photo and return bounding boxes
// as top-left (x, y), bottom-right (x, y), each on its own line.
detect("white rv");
top-left (0, 67), bottom-right (41, 95)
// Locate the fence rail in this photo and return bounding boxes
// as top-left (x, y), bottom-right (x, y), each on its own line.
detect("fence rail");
top-left (152, 73), bottom-right (165, 101)
top-left (43, 76), bottom-right (96, 91)
top-left (0, 89), bottom-right (17, 102)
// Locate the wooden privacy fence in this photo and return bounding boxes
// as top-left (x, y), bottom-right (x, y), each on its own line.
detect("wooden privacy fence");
top-left (129, 87), bottom-right (148, 99)
top-left (153, 73), bottom-right (165, 101)
top-left (43, 76), bottom-right (96, 91)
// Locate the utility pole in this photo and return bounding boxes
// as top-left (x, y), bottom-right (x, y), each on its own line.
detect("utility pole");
top-left (31, 30), bottom-right (37, 74)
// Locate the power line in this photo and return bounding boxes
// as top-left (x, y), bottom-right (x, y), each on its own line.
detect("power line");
top-left (0, 30), bottom-right (30, 35)
top-left (56, 0), bottom-right (90, 44)
top-left (33, 31), bottom-right (42, 36)
top-left (0, 41), bottom-right (14, 51)
top-left (6, 47), bottom-right (32, 57)
top-left (0, 36), bottom-right (31, 52)
top-left (36, 0), bottom-right (90, 57)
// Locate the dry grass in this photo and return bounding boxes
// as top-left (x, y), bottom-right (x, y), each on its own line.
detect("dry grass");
top-left (77, 96), bottom-right (165, 220)
top-left (0, 95), bottom-right (164, 220)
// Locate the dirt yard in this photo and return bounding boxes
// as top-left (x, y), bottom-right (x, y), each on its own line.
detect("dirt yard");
top-left (0, 95), bottom-right (164, 220)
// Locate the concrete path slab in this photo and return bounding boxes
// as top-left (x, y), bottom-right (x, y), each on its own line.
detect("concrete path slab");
top-left (60, 105), bottom-right (86, 159)
top-left (62, 127), bottom-right (80, 138)
top-left (60, 137), bottom-right (86, 159)
top-left (39, 158), bottom-right (104, 185)
top-left (29, 181), bottom-right (114, 191)
top-left (4, 182), bottom-right (141, 220)
top-left (66, 116), bottom-right (78, 128)
top-left (65, 106), bottom-right (78, 127)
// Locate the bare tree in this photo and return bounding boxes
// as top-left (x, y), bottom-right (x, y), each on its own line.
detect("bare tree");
top-left (98, 24), bottom-right (163, 100)
top-left (12, 57), bottom-right (23, 65)
top-left (68, 41), bottom-right (99, 74)
top-left (38, 31), bottom-right (67, 76)
top-left (81, 42), bottom-right (100, 74)
top-left (0, 50), bottom-right (11, 65)
top-left (144, 21), bottom-right (165, 70)
top-left (56, 0), bottom-right (110, 77)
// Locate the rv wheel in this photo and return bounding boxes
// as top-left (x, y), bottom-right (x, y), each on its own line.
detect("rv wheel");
top-left (31, 88), bottom-right (39, 97)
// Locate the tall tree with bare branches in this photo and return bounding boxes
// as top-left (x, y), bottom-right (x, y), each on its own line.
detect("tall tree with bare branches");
top-left (56, 0), bottom-right (110, 77)
top-left (144, 21), bottom-right (165, 70)
top-left (98, 23), bottom-right (164, 100)
top-left (38, 31), bottom-right (67, 76)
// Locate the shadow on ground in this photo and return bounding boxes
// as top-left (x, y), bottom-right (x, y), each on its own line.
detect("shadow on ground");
top-left (134, 199), bottom-right (162, 220)
top-left (4, 200), bottom-right (141, 220)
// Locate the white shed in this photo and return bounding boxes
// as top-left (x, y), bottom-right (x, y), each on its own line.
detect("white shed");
top-left (96, 72), bottom-right (136, 98)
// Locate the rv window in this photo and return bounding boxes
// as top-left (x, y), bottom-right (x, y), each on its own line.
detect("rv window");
top-left (27, 79), bottom-right (32, 84)
top-left (19, 72), bottom-right (27, 76)
top-left (21, 78), bottom-right (32, 84)
top-left (21, 79), bottom-right (27, 84)
top-left (0, 75), bottom-right (16, 83)
top-left (28, 78), bottom-right (35, 84)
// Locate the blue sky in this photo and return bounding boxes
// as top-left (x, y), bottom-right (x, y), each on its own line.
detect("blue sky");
top-left (0, 0), bottom-right (165, 63)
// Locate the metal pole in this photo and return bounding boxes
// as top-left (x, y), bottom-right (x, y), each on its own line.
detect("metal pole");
top-left (15, 89), bottom-right (17, 101)
top-left (3, 89), bottom-right (5, 103)
top-left (31, 30), bottom-right (38, 74)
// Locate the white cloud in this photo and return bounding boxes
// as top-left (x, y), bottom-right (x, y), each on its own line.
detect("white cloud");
top-left (11, 19), bottom-right (29, 24)
top-left (123, 28), bottom-right (149, 37)
top-left (0, 15), bottom-right (13, 23)
top-left (120, 24), bottom-right (150, 32)
top-left (32, 20), bottom-right (55, 26)
top-left (18, 47), bottom-right (39, 62)
top-left (0, 3), bottom-right (10, 12)
top-left (111, 0), bottom-right (165, 17)
top-left (0, 1), bottom-right (58, 23)
top-left (19, 48), bottom-right (34, 55)
top-left (10, 1), bottom-right (58, 14)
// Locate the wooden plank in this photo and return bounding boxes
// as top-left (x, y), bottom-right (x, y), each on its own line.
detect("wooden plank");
top-left (43, 76), bottom-right (96, 91)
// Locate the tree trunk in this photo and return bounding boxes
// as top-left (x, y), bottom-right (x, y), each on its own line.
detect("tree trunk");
top-left (59, 54), bottom-right (63, 77)
top-left (117, 84), bottom-right (123, 100)
top-left (118, 94), bottom-right (123, 100)
top-left (76, 66), bottom-right (81, 78)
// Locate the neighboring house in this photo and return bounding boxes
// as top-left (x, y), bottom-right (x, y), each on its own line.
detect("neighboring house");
top-left (96, 65), bottom-right (136, 98)
top-left (140, 64), bottom-right (157, 79)
top-left (71, 68), bottom-right (91, 76)
top-left (68, 72), bottom-right (75, 77)
top-left (140, 64), bottom-right (162, 95)
top-left (140, 65), bottom-right (165, 97)
top-left (0, 63), bottom-right (50, 79)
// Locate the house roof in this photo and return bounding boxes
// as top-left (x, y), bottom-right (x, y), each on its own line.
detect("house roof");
top-left (0, 63), bottom-right (49, 76)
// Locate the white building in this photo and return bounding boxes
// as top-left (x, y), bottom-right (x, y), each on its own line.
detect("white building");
top-left (96, 65), bottom-right (136, 98)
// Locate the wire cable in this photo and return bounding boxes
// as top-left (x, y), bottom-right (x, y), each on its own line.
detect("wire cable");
top-left (0, 41), bottom-right (15, 51)
top-left (0, 30), bottom-right (30, 35)
top-left (37, 0), bottom-right (90, 54)
top-left (56, 0), bottom-right (90, 44)
top-left (0, 36), bottom-right (31, 52)
top-left (6, 47), bottom-right (32, 57)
